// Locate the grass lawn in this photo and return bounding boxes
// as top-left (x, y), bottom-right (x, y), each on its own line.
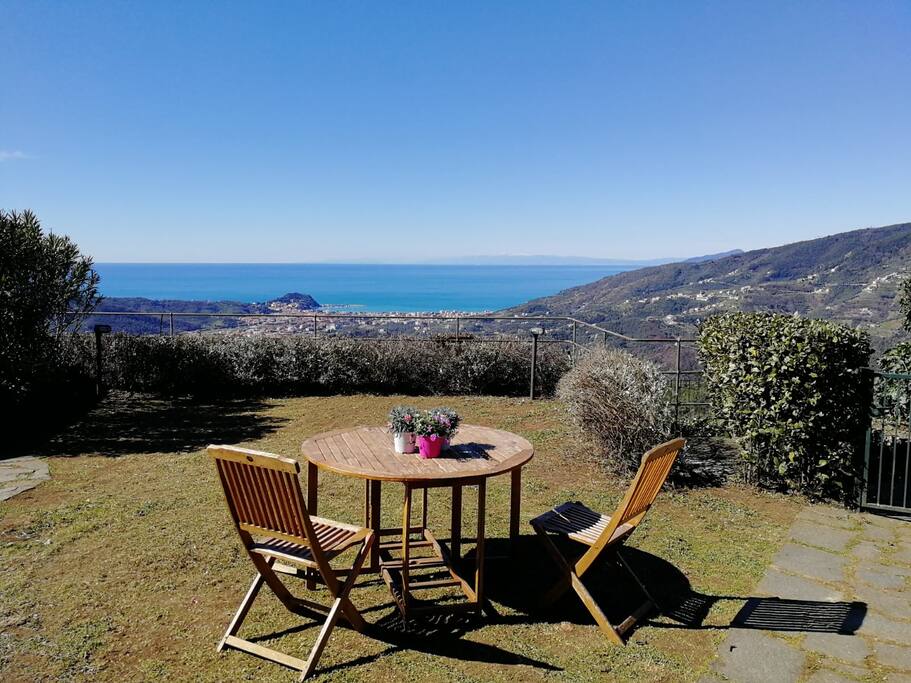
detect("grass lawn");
top-left (0, 394), bottom-right (802, 682)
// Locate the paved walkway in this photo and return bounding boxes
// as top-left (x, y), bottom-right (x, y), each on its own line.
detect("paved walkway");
top-left (0, 457), bottom-right (50, 502)
top-left (702, 505), bottom-right (911, 682)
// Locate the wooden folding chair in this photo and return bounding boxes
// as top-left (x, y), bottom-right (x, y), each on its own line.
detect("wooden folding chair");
top-left (208, 445), bottom-right (374, 680)
top-left (530, 437), bottom-right (685, 644)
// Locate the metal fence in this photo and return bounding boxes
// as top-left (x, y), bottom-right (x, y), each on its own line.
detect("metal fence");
top-left (86, 310), bottom-right (709, 428)
top-left (861, 369), bottom-right (911, 514)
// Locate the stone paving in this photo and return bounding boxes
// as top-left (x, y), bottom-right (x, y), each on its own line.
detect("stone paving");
top-left (0, 456), bottom-right (50, 502)
top-left (701, 505), bottom-right (911, 682)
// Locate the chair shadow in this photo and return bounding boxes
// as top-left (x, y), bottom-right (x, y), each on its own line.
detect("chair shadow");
top-left (480, 536), bottom-right (867, 637)
top-left (10, 390), bottom-right (287, 458)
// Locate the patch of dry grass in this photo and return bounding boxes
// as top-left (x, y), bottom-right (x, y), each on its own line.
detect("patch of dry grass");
top-left (0, 394), bottom-right (801, 682)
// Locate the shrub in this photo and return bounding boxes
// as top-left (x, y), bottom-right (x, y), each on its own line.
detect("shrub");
top-left (878, 342), bottom-right (911, 419)
top-left (557, 347), bottom-right (672, 474)
top-left (74, 334), bottom-right (570, 398)
top-left (899, 276), bottom-right (911, 333)
top-left (698, 312), bottom-right (872, 498)
top-left (0, 209), bottom-right (99, 420)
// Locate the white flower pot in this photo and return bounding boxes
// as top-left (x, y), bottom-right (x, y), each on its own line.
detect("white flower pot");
top-left (393, 432), bottom-right (416, 454)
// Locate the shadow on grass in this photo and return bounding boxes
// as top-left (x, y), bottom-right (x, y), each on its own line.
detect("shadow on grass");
top-left (667, 435), bottom-right (741, 488)
top-left (13, 390), bottom-right (287, 458)
top-left (236, 534), bottom-right (867, 677)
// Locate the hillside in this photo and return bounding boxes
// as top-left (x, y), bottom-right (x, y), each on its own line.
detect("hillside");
top-left (505, 222), bottom-right (911, 351)
top-left (83, 293), bottom-right (320, 334)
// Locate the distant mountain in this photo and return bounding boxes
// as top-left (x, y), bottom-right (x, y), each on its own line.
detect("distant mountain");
top-left (438, 251), bottom-right (744, 266)
top-left (504, 223), bottom-right (911, 351)
top-left (684, 249), bottom-right (745, 263)
top-left (438, 255), bottom-right (677, 266)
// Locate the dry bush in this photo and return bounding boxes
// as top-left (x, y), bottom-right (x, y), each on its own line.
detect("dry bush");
top-left (557, 346), bottom-right (671, 473)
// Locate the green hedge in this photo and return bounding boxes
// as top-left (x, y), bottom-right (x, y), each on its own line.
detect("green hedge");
top-left (698, 312), bottom-right (872, 498)
top-left (69, 334), bottom-right (570, 398)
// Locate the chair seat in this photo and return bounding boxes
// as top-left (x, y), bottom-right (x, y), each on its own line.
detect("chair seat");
top-left (531, 501), bottom-right (634, 547)
top-left (251, 517), bottom-right (369, 565)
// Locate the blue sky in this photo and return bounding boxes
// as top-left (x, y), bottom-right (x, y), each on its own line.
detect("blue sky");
top-left (1, 1), bottom-right (909, 262)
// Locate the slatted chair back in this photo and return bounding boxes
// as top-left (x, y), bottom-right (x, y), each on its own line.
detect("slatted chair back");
top-left (613, 438), bottom-right (685, 530)
top-left (576, 438), bottom-right (685, 575)
top-left (208, 445), bottom-right (331, 571)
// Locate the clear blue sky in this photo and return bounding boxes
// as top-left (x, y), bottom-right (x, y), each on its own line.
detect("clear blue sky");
top-left (1, 1), bottom-right (909, 262)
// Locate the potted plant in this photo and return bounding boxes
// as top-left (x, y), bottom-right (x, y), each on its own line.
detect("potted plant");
top-left (430, 407), bottom-right (460, 450)
top-left (413, 410), bottom-right (450, 459)
top-left (388, 405), bottom-right (418, 454)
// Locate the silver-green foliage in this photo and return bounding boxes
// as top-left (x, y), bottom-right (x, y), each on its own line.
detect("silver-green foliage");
top-left (878, 341), bottom-right (911, 420)
top-left (0, 209), bottom-right (99, 410)
top-left (69, 334), bottom-right (570, 397)
top-left (557, 346), bottom-right (671, 474)
top-left (698, 312), bottom-right (872, 498)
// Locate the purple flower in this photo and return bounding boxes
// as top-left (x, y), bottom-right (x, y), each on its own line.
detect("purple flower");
top-left (404, 414), bottom-right (413, 422)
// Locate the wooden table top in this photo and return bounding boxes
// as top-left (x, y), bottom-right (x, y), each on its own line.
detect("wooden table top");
top-left (300, 424), bottom-right (534, 483)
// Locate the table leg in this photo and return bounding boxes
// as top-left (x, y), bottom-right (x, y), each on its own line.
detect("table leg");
top-left (450, 484), bottom-right (462, 560)
top-left (401, 484), bottom-right (412, 616)
top-left (364, 480), bottom-right (370, 528)
top-left (510, 467), bottom-right (522, 552)
top-left (421, 487), bottom-right (428, 531)
top-left (370, 480), bottom-right (382, 572)
top-left (306, 462), bottom-right (318, 589)
top-left (475, 479), bottom-right (486, 615)
top-left (307, 462), bottom-right (318, 515)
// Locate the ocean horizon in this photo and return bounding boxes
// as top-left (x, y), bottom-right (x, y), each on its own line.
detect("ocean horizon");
top-left (94, 263), bottom-right (637, 312)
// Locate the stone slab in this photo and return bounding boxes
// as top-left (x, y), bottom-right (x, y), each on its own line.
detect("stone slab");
top-left (803, 632), bottom-right (871, 663)
top-left (772, 543), bottom-right (847, 583)
top-left (858, 613), bottom-right (911, 646)
top-left (805, 670), bottom-right (858, 683)
top-left (850, 541), bottom-right (882, 561)
top-left (874, 642), bottom-right (911, 671)
top-left (756, 568), bottom-right (844, 602)
top-left (856, 567), bottom-right (908, 591)
top-left (713, 630), bottom-right (806, 683)
top-left (862, 523), bottom-right (895, 542)
top-left (790, 520), bottom-right (854, 553)
top-left (0, 456), bottom-right (49, 502)
top-left (852, 582), bottom-right (911, 622)
top-left (800, 507), bottom-right (859, 531)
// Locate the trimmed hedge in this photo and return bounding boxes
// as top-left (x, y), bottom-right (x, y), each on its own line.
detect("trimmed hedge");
top-left (698, 312), bottom-right (872, 498)
top-left (70, 334), bottom-right (570, 398)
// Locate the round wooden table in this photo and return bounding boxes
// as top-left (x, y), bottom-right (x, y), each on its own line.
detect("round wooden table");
top-left (300, 424), bottom-right (534, 617)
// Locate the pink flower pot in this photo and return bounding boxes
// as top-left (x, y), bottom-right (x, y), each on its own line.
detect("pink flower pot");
top-left (417, 435), bottom-right (443, 459)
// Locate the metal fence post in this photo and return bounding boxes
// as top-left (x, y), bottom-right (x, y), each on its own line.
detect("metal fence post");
top-left (529, 333), bottom-right (539, 400)
top-left (673, 337), bottom-right (682, 434)
top-left (602, 330), bottom-right (608, 347)
top-left (313, 314), bottom-right (318, 336)
top-left (169, 312), bottom-right (174, 337)
top-left (571, 320), bottom-right (577, 366)
top-left (159, 314), bottom-right (164, 336)
top-left (93, 324), bottom-right (111, 398)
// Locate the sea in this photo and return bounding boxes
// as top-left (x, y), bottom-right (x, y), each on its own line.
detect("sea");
top-left (94, 263), bottom-right (636, 312)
